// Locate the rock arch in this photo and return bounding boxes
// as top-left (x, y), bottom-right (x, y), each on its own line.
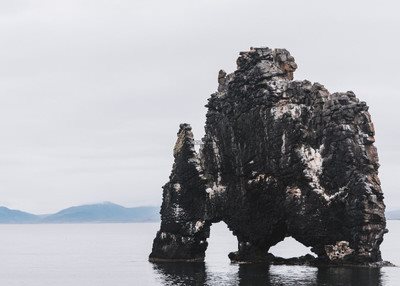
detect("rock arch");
top-left (149, 47), bottom-right (387, 265)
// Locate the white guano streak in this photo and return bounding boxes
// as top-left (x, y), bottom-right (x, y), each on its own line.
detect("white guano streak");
top-left (297, 144), bottom-right (330, 201)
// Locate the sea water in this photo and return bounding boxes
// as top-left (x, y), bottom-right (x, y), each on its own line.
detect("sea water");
top-left (0, 221), bottom-right (398, 285)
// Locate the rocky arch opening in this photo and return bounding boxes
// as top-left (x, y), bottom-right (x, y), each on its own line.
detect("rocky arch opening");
top-left (204, 221), bottom-right (315, 263)
top-left (269, 237), bottom-right (313, 258)
top-left (205, 221), bottom-right (237, 263)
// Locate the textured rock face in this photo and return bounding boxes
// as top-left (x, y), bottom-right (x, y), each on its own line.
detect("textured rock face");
top-left (149, 47), bottom-right (387, 265)
top-left (149, 124), bottom-right (210, 262)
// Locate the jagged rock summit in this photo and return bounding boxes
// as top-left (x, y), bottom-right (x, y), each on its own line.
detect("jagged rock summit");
top-left (149, 47), bottom-right (388, 266)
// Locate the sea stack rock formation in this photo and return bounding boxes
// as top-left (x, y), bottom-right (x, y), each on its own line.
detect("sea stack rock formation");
top-left (149, 47), bottom-right (387, 265)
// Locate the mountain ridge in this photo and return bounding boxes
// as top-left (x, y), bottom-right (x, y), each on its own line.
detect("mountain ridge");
top-left (0, 203), bottom-right (159, 224)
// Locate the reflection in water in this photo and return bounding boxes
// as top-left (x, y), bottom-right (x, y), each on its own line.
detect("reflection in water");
top-left (316, 267), bottom-right (383, 286)
top-left (153, 262), bottom-right (384, 286)
top-left (237, 263), bottom-right (272, 285)
top-left (152, 262), bottom-right (207, 286)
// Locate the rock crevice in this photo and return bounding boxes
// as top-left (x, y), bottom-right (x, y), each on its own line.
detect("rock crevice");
top-left (149, 47), bottom-right (387, 265)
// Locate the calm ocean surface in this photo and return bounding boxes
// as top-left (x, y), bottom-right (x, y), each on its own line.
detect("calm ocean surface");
top-left (0, 221), bottom-right (398, 286)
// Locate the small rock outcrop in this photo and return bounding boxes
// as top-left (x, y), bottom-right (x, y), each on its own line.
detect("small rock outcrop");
top-left (149, 47), bottom-right (387, 265)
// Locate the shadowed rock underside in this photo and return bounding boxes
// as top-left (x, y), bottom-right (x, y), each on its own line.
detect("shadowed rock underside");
top-left (149, 47), bottom-right (388, 266)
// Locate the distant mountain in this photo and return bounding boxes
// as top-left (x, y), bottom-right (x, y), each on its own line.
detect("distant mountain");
top-left (0, 206), bottom-right (39, 223)
top-left (42, 202), bottom-right (160, 223)
top-left (386, 210), bottom-right (400, 220)
top-left (0, 203), bottom-right (160, 224)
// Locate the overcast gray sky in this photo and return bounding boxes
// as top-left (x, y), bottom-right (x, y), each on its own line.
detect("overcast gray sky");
top-left (0, 0), bottom-right (399, 214)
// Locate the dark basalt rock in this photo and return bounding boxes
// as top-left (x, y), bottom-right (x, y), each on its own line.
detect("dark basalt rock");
top-left (149, 124), bottom-right (210, 262)
top-left (149, 47), bottom-right (388, 266)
